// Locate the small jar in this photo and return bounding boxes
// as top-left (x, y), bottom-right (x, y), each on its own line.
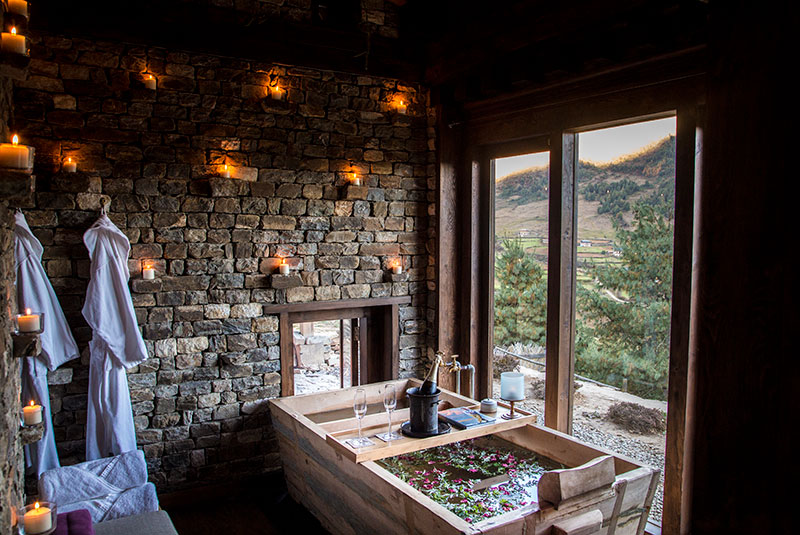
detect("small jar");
top-left (480, 398), bottom-right (498, 413)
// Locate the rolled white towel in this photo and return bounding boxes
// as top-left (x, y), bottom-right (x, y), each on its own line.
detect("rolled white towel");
top-left (39, 450), bottom-right (149, 506)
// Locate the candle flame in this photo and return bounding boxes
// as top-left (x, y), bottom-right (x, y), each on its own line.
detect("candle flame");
top-left (11, 27), bottom-right (17, 36)
top-left (147, 74), bottom-right (153, 80)
top-left (34, 502), bottom-right (40, 510)
top-left (67, 157), bottom-right (72, 163)
top-left (350, 173), bottom-right (358, 182)
top-left (25, 308), bottom-right (31, 315)
top-left (29, 400), bottom-right (35, 407)
top-left (12, 135), bottom-right (19, 145)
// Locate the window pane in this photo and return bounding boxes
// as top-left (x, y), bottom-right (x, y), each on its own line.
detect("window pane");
top-left (293, 319), bottom-right (354, 395)
top-left (574, 117), bottom-right (676, 526)
top-left (491, 151), bottom-right (549, 405)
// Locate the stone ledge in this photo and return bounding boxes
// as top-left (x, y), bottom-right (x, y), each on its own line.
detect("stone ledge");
top-left (270, 273), bottom-right (303, 289)
top-left (20, 423), bottom-right (44, 445)
top-left (0, 170), bottom-right (35, 201)
top-left (0, 51), bottom-right (30, 81)
top-left (12, 332), bottom-right (41, 359)
top-left (342, 185), bottom-right (368, 200)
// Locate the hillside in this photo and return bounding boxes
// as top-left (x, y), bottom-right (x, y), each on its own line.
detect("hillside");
top-left (495, 136), bottom-right (675, 238)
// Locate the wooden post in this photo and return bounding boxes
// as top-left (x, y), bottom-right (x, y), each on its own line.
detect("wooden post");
top-left (545, 132), bottom-right (578, 434)
top-left (279, 312), bottom-right (294, 397)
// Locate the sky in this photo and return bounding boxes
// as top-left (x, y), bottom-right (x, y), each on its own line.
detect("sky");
top-left (495, 117), bottom-right (676, 180)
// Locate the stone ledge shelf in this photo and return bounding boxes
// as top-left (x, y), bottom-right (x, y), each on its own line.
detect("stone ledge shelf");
top-left (20, 423), bottom-right (44, 445)
top-left (0, 51), bottom-right (30, 81)
top-left (270, 273), bottom-right (303, 289)
top-left (342, 185), bottom-right (368, 200)
top-left (0, 169), bottom-right (35, 202)
top-left (12, 332), bottom-right (41, 359)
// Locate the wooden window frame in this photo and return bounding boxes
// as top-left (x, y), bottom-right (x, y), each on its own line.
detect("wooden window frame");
top-left (438, 75), bottom-right (703, 535)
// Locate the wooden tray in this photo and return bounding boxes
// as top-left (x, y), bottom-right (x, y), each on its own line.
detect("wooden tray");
top-left (324, 400), bottom-right (536, 463)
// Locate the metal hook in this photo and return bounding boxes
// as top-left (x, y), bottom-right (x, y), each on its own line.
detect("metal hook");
top-left (100, 196), bottom-right (111, 215)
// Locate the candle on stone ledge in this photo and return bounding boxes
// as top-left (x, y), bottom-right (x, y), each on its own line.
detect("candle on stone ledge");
top-left (1, 27), bottom-right (27, 55)
top-left (16, 308), bottom-right (41, 333)
top-left (220, 164), bottom-right (231, 178)
top-left (270, 85), bottom-right (285, 101)
top-left (142, 262), bottom-right (155, 280)
top-left (63, 157), bottom-right (77, 173)
top-left (144, 74), bottom-right (157, 90)
top-left (22, 400), bottom-right (42, 425)
top-left (391, 260), bottom-right (403, 274)
top-left (350, 172), bottom-right (361, 186)
top-left (23, 502), bottom-right (52, 534)
top-left (278, 258), bottom-right (290, 274)
top-left (0, 134), bottom-right (33, 169)
top-left (8, 0), bottom-right (29, 17)
top-left (396, 99), bottom-right (408, 114)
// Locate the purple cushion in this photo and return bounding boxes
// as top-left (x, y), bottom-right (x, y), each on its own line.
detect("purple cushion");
top-left (53, 509), bottom-right (94, 535)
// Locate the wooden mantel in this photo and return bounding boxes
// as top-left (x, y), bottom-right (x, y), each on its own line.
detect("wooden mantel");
top-left (265, 297), bottom-right (412, 396)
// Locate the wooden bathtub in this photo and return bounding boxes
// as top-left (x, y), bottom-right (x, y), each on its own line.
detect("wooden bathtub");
top-left (269, 379), bottom-right (659, 535)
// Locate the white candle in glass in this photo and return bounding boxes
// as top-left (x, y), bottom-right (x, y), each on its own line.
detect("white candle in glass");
top-left (17, 308), bottom-right (41, 332)
top-left (23, 401), bottom-right (42, 425)
top-left (1, 27), bottom-right (27, 55)
top-left (0, 135), bottom-right (32, 169)
top-left (23, 503), bottom-right (52, 534)
top-left (500, 372), bottom-right (525, 401)
top-left (8, 0), bottom-right (29, 17)
top-left (63, 157), bottom-right (77, 173)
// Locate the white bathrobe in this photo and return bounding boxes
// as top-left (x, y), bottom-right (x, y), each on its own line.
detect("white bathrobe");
top-left (82, 215), bottom-right (148, 460)
top-left (14, 212), bottom-right (80, 476)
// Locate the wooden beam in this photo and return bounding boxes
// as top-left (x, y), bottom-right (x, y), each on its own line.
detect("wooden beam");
top-left (279, 312), bottom-right (294, 397)
top-left (661, 106), bottom-right (700, 535)
top-left (545, 132), bottom-right (578, 434)
top-left (264, 296), bottom-right (411, 314)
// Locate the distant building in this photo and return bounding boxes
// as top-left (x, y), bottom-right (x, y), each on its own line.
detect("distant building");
top-left (518, 228), bottom-right (532, 237)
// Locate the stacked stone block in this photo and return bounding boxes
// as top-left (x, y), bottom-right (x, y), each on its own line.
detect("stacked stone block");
top-left (13, 31), bottom-right (435, 490)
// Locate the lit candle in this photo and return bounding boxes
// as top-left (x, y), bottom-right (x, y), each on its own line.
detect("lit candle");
top-left (23, 401), bottom-right (43, 425)
top-left (23, 502), bottom-right (52, 534)
top-left (350, 173), bottom-right (361, 186)
top-left (397, 100), bottom-right (408, 114)
top-left (271, 85), bottom-right (285, 101)
top-left (144, 74), bottom-right (157, 90)
top-left (278, 258), bottom-right (290, 274)
top-left (500, 372), bottom-right (525, 402)
top-left (1, 27), bottom-right (27, 55)
top-left (220, 164), bottom-right (230, 178)
top-left (16, 308), bottom-right (41, 332)
top-left (63, 157), bottom-right (77, 173)
top-left (392, 262), bottom-right (403, 275)
top-left (142, 263), bottom-right (155, 280)
top-left (0, 134), bottom-right (33, 169)
top-left (8, 0), bottom-right (29, 17)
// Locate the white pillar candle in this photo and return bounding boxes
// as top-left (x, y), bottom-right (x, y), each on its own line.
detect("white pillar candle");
top-left (500, 372), bottom-right (525, 402)
top-left (350, 173), bottom-right (361, 186)
top-left (278, 260), bottom-right (290, 274)
top-left (23, 503), bottom-right (52, 534)
top-left (16, 308), bottom-right (41, 332)
top-left (397, 100), bottom-right (408, 114)
top-left (271, 86), bottom-right (285, 101)
top-left (23, 401), bottom-right (43, 425)
top-left (144, 74), bottom-right (157, 90)
top-left (142, 265), bottom-right (155, 280)
top-left (0, 135), bottom-right (32, 169)
top-left (392, 263), bottom-right (403, 274)
top-left (220, 164), bottom-right (230, 178)
top-left (7, 0), bottom-right (29, 17)
top-left (63, 157), bottom-right (77, 173)
top-left (1, 27), bottom-right (27, 55)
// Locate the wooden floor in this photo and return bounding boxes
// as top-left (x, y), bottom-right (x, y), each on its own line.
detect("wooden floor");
top-left (162, 472), bottom-right (330, 535)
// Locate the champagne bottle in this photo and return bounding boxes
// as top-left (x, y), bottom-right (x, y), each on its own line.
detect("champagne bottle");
top-left (419, 353), bottom-right (443, 394)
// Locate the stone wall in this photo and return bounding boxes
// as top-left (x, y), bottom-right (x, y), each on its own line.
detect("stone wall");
top-left (12, 30), bottom-right (435, 490)
top-left (1, 8), bottom-right (26, 530)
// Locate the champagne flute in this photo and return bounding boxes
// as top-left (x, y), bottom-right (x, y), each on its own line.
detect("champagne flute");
top-left (353, 388), bottom-right (369, 448)
top-left (383, 384), bottom-right (397, 442)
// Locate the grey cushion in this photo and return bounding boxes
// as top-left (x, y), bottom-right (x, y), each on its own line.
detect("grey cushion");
top-left (93, 510), bottom-right (178, 535)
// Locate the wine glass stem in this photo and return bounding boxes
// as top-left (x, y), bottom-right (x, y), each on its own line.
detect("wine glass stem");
top-left (357, 417), bottom-right (362, 442)
top-left (387, 410), bottom-right (392, 437)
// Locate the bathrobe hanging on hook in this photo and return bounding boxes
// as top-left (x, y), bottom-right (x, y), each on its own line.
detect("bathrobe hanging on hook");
top-left (14, 212), bottom-right (80, 475)
top-left (82, 214), bottom-right (148, 460)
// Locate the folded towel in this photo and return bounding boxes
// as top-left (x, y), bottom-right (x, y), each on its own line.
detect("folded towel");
top-left (53, 509), bottom-right (95, 535)
top-left (57, 483), bottom-right (159, 523)
top-left (39, 450), bottom-right (149, 506)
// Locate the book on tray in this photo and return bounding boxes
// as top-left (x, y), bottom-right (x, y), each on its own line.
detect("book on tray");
top-left (438, 407), bottom-right (495, 429)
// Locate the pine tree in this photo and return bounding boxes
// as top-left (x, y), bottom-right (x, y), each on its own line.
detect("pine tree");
top-left (493, 240), bottom-right (548, 347)
top-left (576, 205), bottom-right (673, 399)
